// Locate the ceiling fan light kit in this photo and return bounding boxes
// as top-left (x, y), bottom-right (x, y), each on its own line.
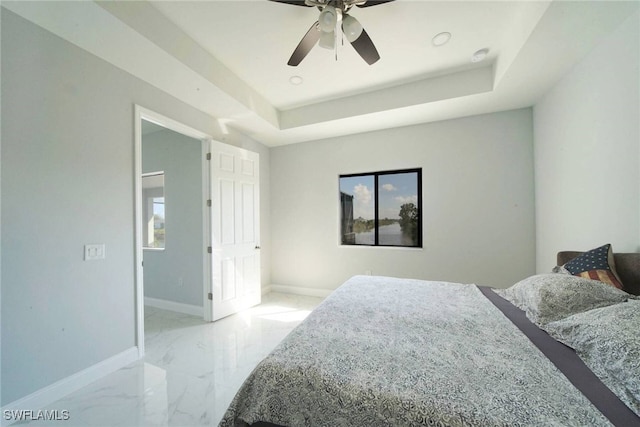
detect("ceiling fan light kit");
top-left (270, 0), bottom-right (395, 66)
top-left (319, 5), bottom-right (337, 32)
top-left (319, 30), bottom-right (336, 49)
top-left (342, 15), bottom-right (363, 42)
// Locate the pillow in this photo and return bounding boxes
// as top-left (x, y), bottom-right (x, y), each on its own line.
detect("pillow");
top-left (494, 273), bottom-right (630, 325)
top-left (560, 244), bottom-right (624, 290)
top-left (551, 265), bottom-right (571, 274)
top-left (543, 300), bottom-right (640, 416)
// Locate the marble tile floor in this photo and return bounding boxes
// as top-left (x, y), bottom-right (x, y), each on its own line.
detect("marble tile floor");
top-left (19, 293), bottom-right (323, 427)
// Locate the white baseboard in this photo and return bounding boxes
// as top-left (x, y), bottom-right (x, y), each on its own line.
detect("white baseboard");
top-left (1, 347), bottom-right (139, 427)
top-left (268, 284), bottom-right (334, 298)
top-left (144, 296), bottom-right (203, 317)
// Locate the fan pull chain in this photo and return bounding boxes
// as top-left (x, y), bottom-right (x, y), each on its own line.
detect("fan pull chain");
top-left (335, 10), bottom-right (341, 61)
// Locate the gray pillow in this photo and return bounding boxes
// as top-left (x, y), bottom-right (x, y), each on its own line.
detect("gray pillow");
top-left (494, 274), bottom-right (630, 325)
top-left (543, 301), bottom-right (640, 416)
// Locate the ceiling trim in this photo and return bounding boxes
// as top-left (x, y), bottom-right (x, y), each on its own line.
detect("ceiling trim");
top-left (280, 65), bottom-right (494, 129)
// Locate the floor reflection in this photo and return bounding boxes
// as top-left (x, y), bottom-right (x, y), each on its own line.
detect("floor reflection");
top-left (28, 292), bottom-right (323, 426)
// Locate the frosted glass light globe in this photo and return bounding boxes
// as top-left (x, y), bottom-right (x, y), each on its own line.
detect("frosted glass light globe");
top-left (342, 15), bottom-right (363, 42)
top-left (319, 30), bottom-right (335, 49)
top-left (319, 6), bottom-right (337, 33)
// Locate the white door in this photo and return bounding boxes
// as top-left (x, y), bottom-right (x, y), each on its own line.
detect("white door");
top-left (209, 141), bottom-right (261, 321)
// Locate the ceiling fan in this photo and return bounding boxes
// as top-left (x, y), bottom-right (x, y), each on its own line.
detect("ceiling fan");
top-left (269, 0), bottom-right (396, 66)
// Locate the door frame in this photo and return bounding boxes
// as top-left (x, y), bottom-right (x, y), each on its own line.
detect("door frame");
top-left (134, 105), bottom-right (212, 358)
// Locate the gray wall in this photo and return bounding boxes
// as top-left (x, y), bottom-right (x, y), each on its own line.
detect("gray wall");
top-left (270, 109), bottom-right (536, 291)
top-left (0, 9), bottom-right (270, 405)
top-left (534, 10), bottom-right (640, 271)
top-left (142, 127), bottom-right (204, 307)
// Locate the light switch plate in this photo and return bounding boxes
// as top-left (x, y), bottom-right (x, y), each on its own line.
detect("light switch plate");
top-left (84, 244), bottom-right (106, 260)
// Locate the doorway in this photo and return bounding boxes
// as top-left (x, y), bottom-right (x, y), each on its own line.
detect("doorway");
top-left (134, 106), bottom-right (211, 357)
top-left (141, 121), bottom-right (205, 314)
top-left (134, 106), bottom-right (262, 357)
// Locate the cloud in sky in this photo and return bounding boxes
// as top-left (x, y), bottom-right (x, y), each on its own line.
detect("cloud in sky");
top-left (352, 184), bottom-right (373, 219)
top-left (353, 184), bottom-right (372, 205)
top-left (381, 183), bottom-right (397, 192)
top-left (394, 195), bottom-right (418, 205)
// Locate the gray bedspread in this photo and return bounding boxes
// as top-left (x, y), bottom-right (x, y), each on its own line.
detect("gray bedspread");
top-left (219, 275), bottom-right (610, 426)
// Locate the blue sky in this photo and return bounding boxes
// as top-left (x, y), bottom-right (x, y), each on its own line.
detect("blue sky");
top-left (153, 197), bottom-right (165, 218)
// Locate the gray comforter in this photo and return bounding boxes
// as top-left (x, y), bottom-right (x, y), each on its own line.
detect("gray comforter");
top-left (219, 275), bottom-right (610, 426)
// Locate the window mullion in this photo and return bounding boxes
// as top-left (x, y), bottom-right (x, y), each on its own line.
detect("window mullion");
top-left (374, 174), bottom-right (379, 246)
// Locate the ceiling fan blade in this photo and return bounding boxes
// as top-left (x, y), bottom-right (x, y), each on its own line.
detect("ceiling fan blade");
top-left (288, 21), bottom-right (321, 66)
top-left (268, 0), bottom-right (312, 6)
top-left (356, 0), bottom-right (396, 7)
top-left (343, 25), bottom-right (380, 65)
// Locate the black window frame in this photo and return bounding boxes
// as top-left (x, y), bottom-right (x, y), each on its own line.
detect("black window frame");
top-left (339, 168), bottom-right (423, 248)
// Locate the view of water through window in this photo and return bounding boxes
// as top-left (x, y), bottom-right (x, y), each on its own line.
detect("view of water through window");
top-left (339, 169), bottom-right (421, 247)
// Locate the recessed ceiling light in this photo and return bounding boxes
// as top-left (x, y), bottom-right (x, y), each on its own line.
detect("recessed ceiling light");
top-left (471, 48), bottom-right (489, 63)
top-left (432, 32), bottom-right (451, 47)
top-left (289, 75), bottom-right (304, 85)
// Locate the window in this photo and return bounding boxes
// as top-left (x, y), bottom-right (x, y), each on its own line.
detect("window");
top-left (339, 168), bottom-right (422, 247)
top-left (142, 172), bottom-right (165, 249)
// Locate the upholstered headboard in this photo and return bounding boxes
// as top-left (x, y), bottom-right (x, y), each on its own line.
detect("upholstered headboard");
top-left (557, 251), bottom-right (640, 296)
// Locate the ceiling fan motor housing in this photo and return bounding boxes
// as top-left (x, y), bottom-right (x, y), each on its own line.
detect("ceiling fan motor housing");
top-left (308, 0), bottom-right (355, 12)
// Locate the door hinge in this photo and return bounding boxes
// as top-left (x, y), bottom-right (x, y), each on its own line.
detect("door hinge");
top-left (207, 246), bottom-right (212, 254)
top-left (208, 292), bottom-right (213, 300)
top-left (206, 153), bottom-right (211, 161)
top-left (207, 199), bottom-right (212, 207)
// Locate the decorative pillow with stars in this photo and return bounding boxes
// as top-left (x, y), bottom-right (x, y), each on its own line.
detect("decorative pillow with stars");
top-left (563, 244), bottom-right (624, 290)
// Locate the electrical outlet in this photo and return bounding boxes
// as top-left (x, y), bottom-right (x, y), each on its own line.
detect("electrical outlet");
top-left (178, 277), bottom-right (183, 287)
top-left (365, 270), bottom-right (372, 276)
top-left (84, 244), bottom-right (106, 261)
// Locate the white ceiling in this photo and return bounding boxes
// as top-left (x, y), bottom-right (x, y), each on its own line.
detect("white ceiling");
top-left (3, 0), bottom-right (638, 146)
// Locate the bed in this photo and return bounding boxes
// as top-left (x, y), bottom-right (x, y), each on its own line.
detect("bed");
top-left (220, 245), bottom-right (640, 427)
